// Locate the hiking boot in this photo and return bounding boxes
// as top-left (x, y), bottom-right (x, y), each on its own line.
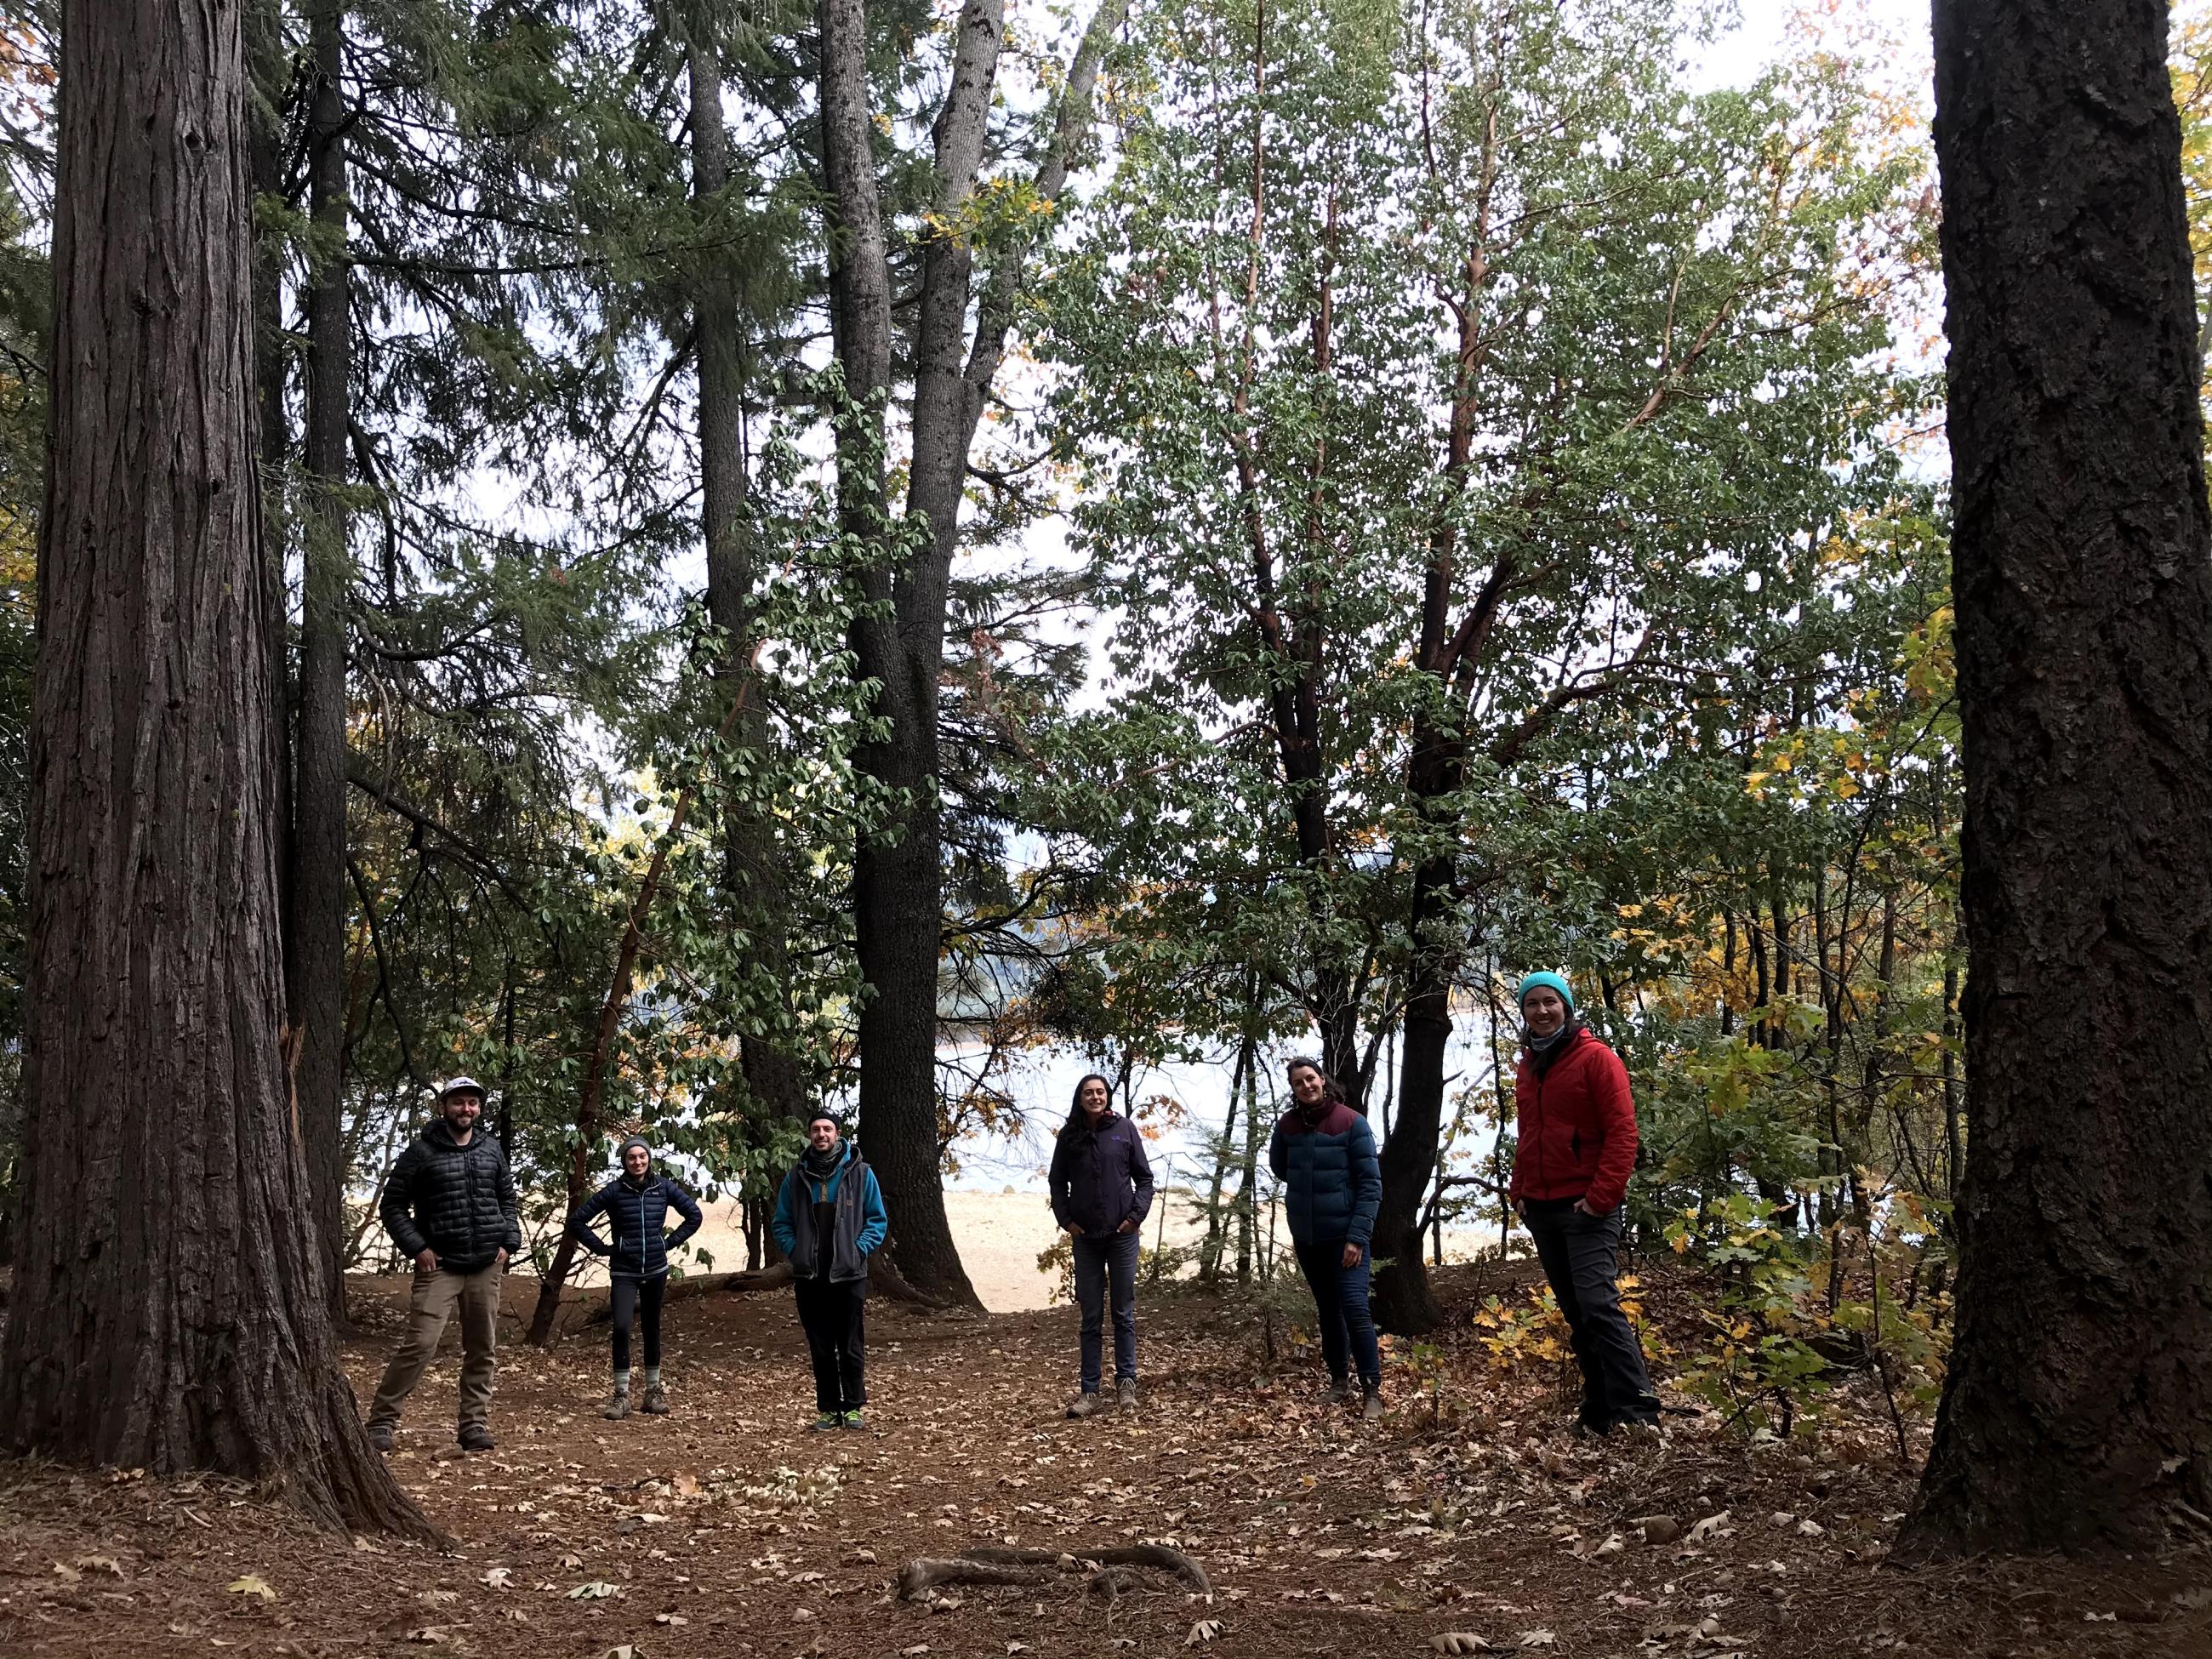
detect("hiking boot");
top-left (807, 1412), bottom-right (843, 1433)
top-left (1361, 1386), bottom-right (1385, 1423)
top-left (1117, 1378), bottom-right (1139, 1411)
top-left (457, 1423), bottom-right (495, 1453)
top-left (603, 1389), bottom-right (631, 1421)
top-left (841, 1411), bottom-right (867, 1430)
top-left (641, 1384), bottom-right (670, 1416)
top-left (1326, 1377), bottom-right (1353, 1406)
top-left (366, 1422), bottom-right (394, 1454)
top-left (1067, 1392), bottom-right (1104, 1420)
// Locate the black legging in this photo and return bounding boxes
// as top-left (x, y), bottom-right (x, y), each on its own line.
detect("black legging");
top-left (610, 1274), bottom-right (666, 1374)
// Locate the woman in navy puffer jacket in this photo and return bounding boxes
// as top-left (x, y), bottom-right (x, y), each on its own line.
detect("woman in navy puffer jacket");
top-left (1268, 1058), bottom-right (1384, 1420)
top-left (567, 1135), bottom-right (703, 1419)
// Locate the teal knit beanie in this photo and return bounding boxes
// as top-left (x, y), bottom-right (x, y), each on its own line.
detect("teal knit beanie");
top-left (1516, 971), bottom-right (1575, 1012)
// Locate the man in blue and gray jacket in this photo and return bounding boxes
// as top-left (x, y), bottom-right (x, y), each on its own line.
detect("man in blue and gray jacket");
top-left (772, 1109), bottom-right (888, 1430)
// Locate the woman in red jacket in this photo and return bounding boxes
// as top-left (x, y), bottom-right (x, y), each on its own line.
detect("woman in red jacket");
top-left (1508, 972), bottom-right (1660, 1436)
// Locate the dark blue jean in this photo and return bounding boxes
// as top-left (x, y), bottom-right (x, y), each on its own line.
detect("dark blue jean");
top-left (1294, 1238), bottom-right (1382, 1388)
top-left (1073, 1229), bottom-right (1140, 1392)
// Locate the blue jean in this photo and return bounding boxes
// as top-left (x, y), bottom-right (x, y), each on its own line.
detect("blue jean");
top-left (1073, 1229), bottom-right (1140, 1392)
top-left (1294, 1238), bottom-right (1382, 1388)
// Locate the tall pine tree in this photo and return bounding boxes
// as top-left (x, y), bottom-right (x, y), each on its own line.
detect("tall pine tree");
top-left (0, 0), bottom-right (426, 1536)
top-left (1901, 0), bottom-right (2212, 1552)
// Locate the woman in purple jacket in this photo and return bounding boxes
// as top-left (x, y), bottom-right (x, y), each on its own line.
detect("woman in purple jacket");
top-left (1049, 1074), bottom-right (1155, 1417)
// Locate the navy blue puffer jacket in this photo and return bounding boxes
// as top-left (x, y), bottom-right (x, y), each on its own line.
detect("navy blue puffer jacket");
top-left (1268, 1100), bottom-right (1382, 1247)
top-left (567, 1171), bottom-right (704, 1279)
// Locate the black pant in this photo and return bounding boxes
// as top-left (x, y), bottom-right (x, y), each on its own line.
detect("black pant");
top-left (794, 1275), bottom-right (866, 1412)
top-left (1522, 1198), bottom-right (1656, 1428)
top-left (610, 1273), bottom-right (666, 1375)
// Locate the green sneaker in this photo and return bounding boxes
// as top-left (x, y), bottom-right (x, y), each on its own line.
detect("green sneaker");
top-left (808, 1412), bottom-right (842, 1433)
top-left (841, 1411), bottom-right (866, 1430)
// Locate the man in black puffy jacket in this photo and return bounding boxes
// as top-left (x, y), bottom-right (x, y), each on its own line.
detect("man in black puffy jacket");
top-left (365, 1077), bottom-right (522, 1453)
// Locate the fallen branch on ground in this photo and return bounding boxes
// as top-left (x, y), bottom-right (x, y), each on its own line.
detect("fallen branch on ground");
top-left (897, 1543), bottom-right (1212, 1601)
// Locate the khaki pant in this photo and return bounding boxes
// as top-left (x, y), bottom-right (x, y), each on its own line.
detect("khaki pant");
top-left (367, 1261), bottom-right (502, 1432)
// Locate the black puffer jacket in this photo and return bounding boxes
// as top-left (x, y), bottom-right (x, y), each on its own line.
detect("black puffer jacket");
top-left (567, 1173), bottom-right (703, 1279)
top-left (380, 1120), bottom-right (522, 1272)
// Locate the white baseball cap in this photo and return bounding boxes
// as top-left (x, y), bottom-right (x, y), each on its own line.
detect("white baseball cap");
top-left (439, 1075), bottom-right (487, 1101)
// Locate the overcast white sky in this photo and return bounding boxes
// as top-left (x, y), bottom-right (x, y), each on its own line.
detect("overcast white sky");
top-left (1696, 0), bottom-right (1933, 96)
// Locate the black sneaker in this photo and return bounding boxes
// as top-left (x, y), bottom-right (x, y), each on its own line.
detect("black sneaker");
top-left (366, 1423), bottom-right (395, 1454)
top-left (458, 1423), bottom-right (495, 1453)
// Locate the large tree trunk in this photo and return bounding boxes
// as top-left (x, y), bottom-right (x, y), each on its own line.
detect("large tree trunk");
top-left (0, 0), bottom-right (427, 1537)
top-left (291, 0), bottom-right (353, 1314)
top-left (815, 0), bottom-right (985, 1307)
top-left (1900, 0), bottom-right (2212, 1555)
top-left (246, 0), bottom-right (290, 938)
top-left (818, 0), bottom-right (1121, 1305)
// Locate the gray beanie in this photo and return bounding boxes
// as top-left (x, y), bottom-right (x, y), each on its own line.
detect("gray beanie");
top-left (617, 1134), bottom-right (652, 1166)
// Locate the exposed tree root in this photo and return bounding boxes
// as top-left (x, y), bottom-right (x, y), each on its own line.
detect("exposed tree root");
top-left (897, 1542), bottom-right (1212, 1601)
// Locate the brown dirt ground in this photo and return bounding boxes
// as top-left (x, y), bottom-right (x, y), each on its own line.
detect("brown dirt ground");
top-left (2, 1263), bottom-right (2207, 1659)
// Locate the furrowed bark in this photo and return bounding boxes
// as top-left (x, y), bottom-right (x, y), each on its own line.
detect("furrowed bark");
top-left (292, 0), bottom-right (354, 1314)
top-left (1900, 0), bottom-right (2212, 1555)
top-left (0, 0), bottom-right (429, 1536)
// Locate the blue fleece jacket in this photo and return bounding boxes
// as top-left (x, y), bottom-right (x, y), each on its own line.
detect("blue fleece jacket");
top-left (771, 1142), bottom-right (889, 1283)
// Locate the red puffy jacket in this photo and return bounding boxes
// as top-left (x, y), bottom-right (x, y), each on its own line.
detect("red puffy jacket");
top-left (1508, 1027), bottom-right (1638, 1215)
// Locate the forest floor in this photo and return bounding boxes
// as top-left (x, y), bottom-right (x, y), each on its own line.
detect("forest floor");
top-left (2, 1263), bottom-right (2207, 1659)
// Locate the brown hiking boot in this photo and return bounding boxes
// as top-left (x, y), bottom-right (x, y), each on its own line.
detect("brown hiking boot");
top-left (641, 1383), bottom-right (670, 1416)
top-left (603, 1389), bottom-right (631, 1421)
